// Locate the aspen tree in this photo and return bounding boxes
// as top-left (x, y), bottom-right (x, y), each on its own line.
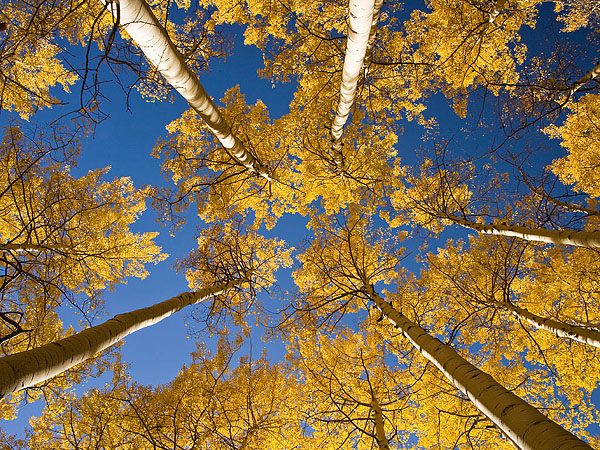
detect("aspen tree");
top-left (330, 0), bottom-right (375, 172)
top-left (445, 214), bottom-right (600, 249)
top-left (364, 285), bottom-right (593, 450)
top-left (496, 300), bottom-right (600, 348)
top-left (103, 0), bottom-right (271, 179)
top-left (0, 275), bottom-right (247, 398)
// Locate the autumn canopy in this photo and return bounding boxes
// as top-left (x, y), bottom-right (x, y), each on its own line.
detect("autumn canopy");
top-left (0, 0), bottom-right (599, 448)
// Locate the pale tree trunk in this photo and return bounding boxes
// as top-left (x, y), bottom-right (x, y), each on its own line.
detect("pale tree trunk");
top-left (0, 276), bottom-right (246, 398)
top-left (362, 0), bottom-right (384, 70)
top-left (446, 214), bottom-right (600, 248)
top-left (103, 0), bottom-right (271, 180)
top-left (487, 0), bottom-right (506, 24)
top-left (567, 61), bottom-right (600, 95)
top-left (330, 0), bottom-right (376, 172)
top-left (363, 285), bottom-right (593, 450)
top-left (370, 398), bottom-right (390, 450)
top-left (0, 242), bottom-right (69, 253)
top-left (498, 301), bottom-right (600, 349)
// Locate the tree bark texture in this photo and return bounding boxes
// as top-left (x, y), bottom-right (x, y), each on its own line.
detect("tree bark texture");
top-left (371, 398), bottom-right (391, 450)
top-left (330, 0), bottom-right (375, 171)
top-left (0, 277), bottom-right (245, 397)
top-left (104, 0), bottom-right (271, 179)
top-left (499, 301), bottom-right (600, 349)
top-left (364, 285), bottom-right (593, 450)
top-left (447, 215), bottom-right (600, 248)
top-left (0, 242), bottom-right (69, 253)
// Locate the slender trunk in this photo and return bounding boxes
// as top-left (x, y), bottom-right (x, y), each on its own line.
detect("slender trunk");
top-left (103, 0), bottom-right (270, 180)
top-left (0, 242), bottom-right (69, 253)
top-left (568, 61), bottom-right (600, 96)
top-left (370, 398), bottom-right (390, 450)
top-left (487, 0), bottom-right (506, 24)
top-left (446, 214), bottom-right (600, 248)
top-left (330, 0), bottom-right (375, 172)
top-left (498, 301), bottom-right (600, 349)
top-left (0, 276), bottom-right (246, 398)
top-left (362, 0), bottom-right (384, 70)
top-left (364, 285), bottom-right (593, 450)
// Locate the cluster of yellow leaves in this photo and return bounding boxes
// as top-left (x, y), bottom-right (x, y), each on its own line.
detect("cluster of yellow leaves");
top-left (155, 86), bottom-right (302, 229)
top-left (554, 0), bottom-right (600, 32)
top-left (29, 335), bottom-right (309, 450)
top-left (290, 208), bottom-right (405, 332)
top-left (546, 93), bottom-right (600, 198)
top-left (414, 236), bottom-right (600, 440)
top-left (407, 0), bottom-right (539, 102)
top-left (387, 158), bottom-right (475, 232)
top-left (0, 125), bottom-right (165, 419)
top-left (288, 326), bottom-right (421, 449)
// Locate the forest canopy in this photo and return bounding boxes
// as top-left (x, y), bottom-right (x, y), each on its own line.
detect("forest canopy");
top-left (0, 0), bottom-right (600, 448)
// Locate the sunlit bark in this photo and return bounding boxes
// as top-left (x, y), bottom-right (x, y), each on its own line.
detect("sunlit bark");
top-left (363, 0), bottom-right (384, 69)
top-left (487, 0), bottom-right (506, 24)
top-left (364, 284), bottom-right (593, 450)
top-left (330, 0), bottom-right (375, 172)
top-left (103, 0), bottom-right (271, 180)
top-left (446, 214), bottom-right (600, 248)
top-left (0, 243), bottom-right (69, 253)
top-left (0, 275), bottom-right (247, 398)
top-left (498, 301), bottom-right (600, 349)
top-left (567, 61), bottom-right (600, 95)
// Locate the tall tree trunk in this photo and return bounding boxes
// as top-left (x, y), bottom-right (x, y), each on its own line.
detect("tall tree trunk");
top-left (487, 0), bottom-right (506, 24)
top-left (103, 0), bottom-right (271, 180)
top-left (363, 285), bottom-right (593, 450)
top-left (566, 62), bottom-right (600, 96)
top-left (497, 301), bottom-right (600, 349)
top-left (446, 214), bottom-right (600, 248)
top-left (362, 0), bottom-right (384, 70)
top-left (0, 276), bottom-right (246, 398)
top-left (371, 398), bottom-right (390, 450)
top-left (330, 0), bottom-right (376, 172)
top-left (0, 242), bottom-right (69, 253)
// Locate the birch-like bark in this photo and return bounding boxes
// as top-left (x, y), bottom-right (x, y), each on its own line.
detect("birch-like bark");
top-left (0, 242), bottom-right (69, 253)
top-left (487, 0), bottom-right (506, 24)
top-left (567, 61), bottom-right (600, 95)
top-left (103, 0), bottom-right (271, 180)
top-left (370, 398), bottom-right (390, 450)
top-left (364, 285), bottom-right (593, 450)
top-left (498, 301), bottom-right (600, 349)
top-left (446, 214), bottom-right (600, 248)
top-left (362, 0), bottom-right (384, 69)
top-left (0, 276), bottom-right (247, 398)
top-left (330, 0), bottom-right (375, 172)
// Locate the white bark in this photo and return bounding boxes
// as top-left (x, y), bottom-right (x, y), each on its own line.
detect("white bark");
top-left (362, 0), bottom-right (384, 69)
top-left (447, 214), bottom-right (600, 248)
top-left (330, 0), bottom-right (376, 171)
top-left (364, 285), bottom-right (593, 450)
top-left (569, 61), bottom-right (600, 95)
top-left (0, 242), bottom-right (69, 253)
top-left (487, 0), bottom-right (506, 24)
top-left (0, 276), bottom-right (245, 398)
top-left (103, 0), bottom-right (270, 180)
top-left (499, 301), bottom-right (600, 349)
